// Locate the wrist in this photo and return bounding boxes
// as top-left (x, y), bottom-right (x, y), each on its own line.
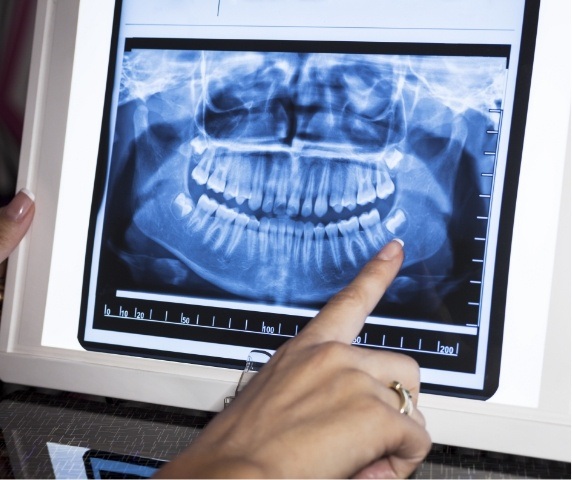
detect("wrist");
top-left (154, 450), bottom-right (267, 479)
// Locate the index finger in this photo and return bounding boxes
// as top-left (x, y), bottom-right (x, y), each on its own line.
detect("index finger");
top-left (299, 239), bottom-right (404, 345)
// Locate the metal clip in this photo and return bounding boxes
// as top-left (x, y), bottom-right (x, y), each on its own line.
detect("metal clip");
top-left (224, 349), bottom-right (273, 408)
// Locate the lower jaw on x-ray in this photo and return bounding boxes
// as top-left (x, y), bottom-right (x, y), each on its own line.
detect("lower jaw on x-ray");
top-left (82, 39), bottom-right (511, 395)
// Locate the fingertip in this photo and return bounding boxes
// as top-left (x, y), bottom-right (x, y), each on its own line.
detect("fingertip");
top-left (19, 188), bottom-right (36, 203)
top-left (4, 189), bottom-right (35, 223)
top-left (376, 239), bottom-right (404, 261)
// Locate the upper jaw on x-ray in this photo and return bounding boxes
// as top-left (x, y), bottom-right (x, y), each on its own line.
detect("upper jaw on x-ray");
top-left (110, 49), bottom-right (505, 308)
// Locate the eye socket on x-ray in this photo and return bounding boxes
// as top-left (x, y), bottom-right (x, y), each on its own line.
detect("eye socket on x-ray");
top-left (104, 42), bottom-right (505, 325)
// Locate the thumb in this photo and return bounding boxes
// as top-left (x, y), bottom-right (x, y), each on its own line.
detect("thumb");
top-left (0, 189), bottom-right (35, 264)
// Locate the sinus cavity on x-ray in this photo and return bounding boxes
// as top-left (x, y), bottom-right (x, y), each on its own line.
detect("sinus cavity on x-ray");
top-left (79, 0), bottom-right (535, 398)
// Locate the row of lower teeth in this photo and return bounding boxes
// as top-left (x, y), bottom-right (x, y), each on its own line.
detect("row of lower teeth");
top-left (173, 192), bottom-right (406, 267)
top-left (189, 146), bottom-right (401, 218)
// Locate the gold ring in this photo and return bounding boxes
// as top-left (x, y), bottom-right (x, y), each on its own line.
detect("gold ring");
top-left (389, 381), bottom-right (413, 415)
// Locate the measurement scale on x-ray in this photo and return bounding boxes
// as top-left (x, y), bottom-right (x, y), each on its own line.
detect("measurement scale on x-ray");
top-left (97, 294), bottom-right (479, 372)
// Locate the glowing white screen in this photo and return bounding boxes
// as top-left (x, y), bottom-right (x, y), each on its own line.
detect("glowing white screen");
top-left (41, 0), bottom-right (556, 407)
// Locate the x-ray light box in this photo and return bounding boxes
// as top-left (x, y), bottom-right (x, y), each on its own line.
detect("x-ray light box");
top-left (0, 0), bottom-right (569, 461)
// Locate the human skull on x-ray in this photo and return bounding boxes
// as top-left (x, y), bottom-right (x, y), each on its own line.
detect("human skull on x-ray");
top-left (109, 49), bottom-right (505, 312)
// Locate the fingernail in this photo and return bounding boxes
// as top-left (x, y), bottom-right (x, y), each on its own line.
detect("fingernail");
top-left (5, 189), bottom-right (35, 222)
top-left (377, 239), bottom-right (404, 261)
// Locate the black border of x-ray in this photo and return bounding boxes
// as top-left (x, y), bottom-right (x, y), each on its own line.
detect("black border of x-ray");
top-left (78, 0), bottom-right (541, 401)
top-left (125, 37), bottom-right (511, 67)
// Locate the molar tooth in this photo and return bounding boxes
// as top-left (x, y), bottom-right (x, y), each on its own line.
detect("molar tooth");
top-left (375, 165), bottom-right (395, 199)
top-left (191, 150), bottom-right (215, 185)
top-left (190, 136), bottom-right (209, 156)
top-left (356, 167), bottom-right (376, 206)
top-left (207, 154), bottom-right (231, 193)
top-left (325, 222), bottom-right (342, 271)
top-left (171, 193), bottom-right (194, 219)
top-left (206, 205), bottom-right (238, 250)
top-left (338, 216), bottom-right (367, 267)
top-left (384, 208), bottom-right (407, 236)
top-left (385, 148), bottom-right (404, 171)
top-left (314, 164), bottom-right (329, 217)
top-left (188, 194), bottom-right (218, 231)
top-left (359, 209), bottom-right (386, 249)
top-left (248, 157), bottom-right (266, 211)
top-left (226, 212), bottom-right (249, 257)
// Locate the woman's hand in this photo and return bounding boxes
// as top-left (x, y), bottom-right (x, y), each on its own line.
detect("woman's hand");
top-left (0, 189), bottom-right (35, 263)
top-left (0, 189), bottom-right (35, 264)
top-left (156, 240), bottom-right (431, 479)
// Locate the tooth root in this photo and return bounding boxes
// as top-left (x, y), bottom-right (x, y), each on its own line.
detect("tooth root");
top-left (248, 158), bottom-right (266, 211)
top-left (314, 164), bottom-right (329, 217)
top-left (267, 221), bottom-right (279, 259)
top-left (287, 179), bottom-right (304, 217)
top-left (224, 166), bottom-right (240, 201)
top-left (262, 161), bottom-right (280, 214)
top-left (262, 193), bottom-right (274, 213)
top-left (292, 221), bottom-right (304, 264)
top-left (325, 222), bottom-right (342, 271)
top-left (375, 165), bottom-right (395, 199)
top-left (302, 222), bottom-right (314, 270)
top-left (338, 217), bottom-right (367, 267)
top-left (341, 165), bottom-right (358, 211)
top-left (357, 167), bottom-right (376, 206)
top-left (359, 209), bottom-right (386, 249)
top-left (188, 194), bottom-right (218, 230)
top-left (314, 223), bottom-right (326, 272)
top-left (171, 193), bottom-right (194, 219)
top-left (207, 154), bottom-right (231, 193)
top-left (273, 164), bottom-right (290, 215)
top-left (205, 205), bottom-right (238, 249)
top-left (245, 217), bottom-right (261, 261)
top-left (329, 163), bottom-right (344, 213)
top-left (301, 168), bottom-right (317, 217)
top-left (384, 208), bottom-right (408, 236)
top-left (236, 160), bottom-right (252, 205)
top-left (275, 219), bottom-right (289, 257)
top-left (281, 219), bottom-right (295, 256)
top-left (226, 212), bottom-right (249, 257)
top-left (191, 151), bottom-right (215, 185)
top-left (258, 217), bottom-right (271, 258)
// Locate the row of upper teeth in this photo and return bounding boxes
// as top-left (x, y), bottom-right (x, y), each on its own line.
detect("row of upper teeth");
top-left (173, 192), bottom-right (406, 268)
top-left (189, 143), bottom-right (402, 218)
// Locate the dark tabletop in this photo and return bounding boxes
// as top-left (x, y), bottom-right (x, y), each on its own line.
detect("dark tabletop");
top-left (0, 388), bottom-right (569, 479)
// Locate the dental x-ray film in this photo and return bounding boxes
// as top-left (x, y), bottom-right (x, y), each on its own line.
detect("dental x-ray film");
top-left (78, 0), bottom-right (539, 398)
